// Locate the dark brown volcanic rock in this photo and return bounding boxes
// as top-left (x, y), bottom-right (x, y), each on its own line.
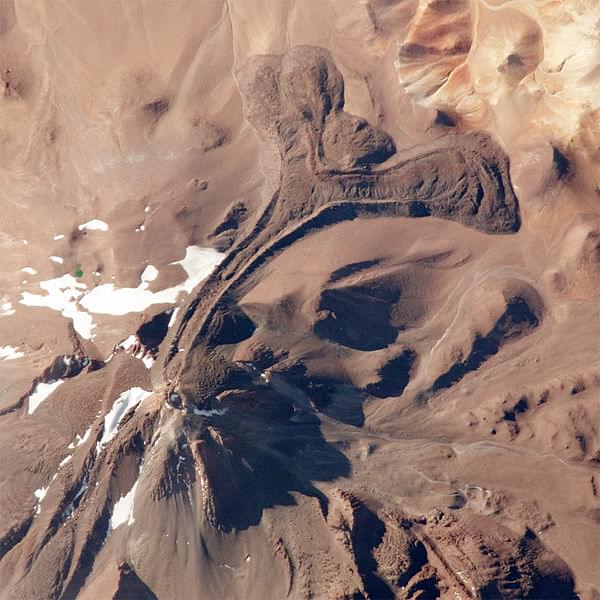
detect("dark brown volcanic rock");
top-left (321, 112), bottom-right (397, 170)
top-left (279, 45), bottom-right (345, 123)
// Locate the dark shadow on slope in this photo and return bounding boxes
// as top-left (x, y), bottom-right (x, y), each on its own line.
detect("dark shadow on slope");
top-left (137, 310), bottom-right (171, 351)
top-left (175, 380), bottom-right (351, 532)
top-left (328, 260), bottom-right (380, 284)
top-left (348, 497), bottom-right (394, 599)
top-left (307, 381), bottom-right (366, 427)
top-left (114, 562), bottom-right (158, 600)
top-left (364, 349), bottom-right (417, 399)
top-left (313, 285), bottom-right (401, 351)
top-left (431, 297), bottom-right (538, 393)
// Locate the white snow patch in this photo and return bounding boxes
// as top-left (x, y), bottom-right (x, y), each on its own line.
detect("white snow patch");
top-left (50, 256), bottom-right (64, 264)
top-left (80, 246), bottom-right (223, 316)
top-left (59, 454), bottom-right (72, 467)
top-left (175, 455), bottom-right (186, 476)
top-left (69, 309), bottom-right (94, 339)
top-left (141, 354), bottom-right (154, 369)
top-left (0, 345), bottom-right (24, 360)
top-left (110, 479), bottom-right (139, 529)
top-left (34, 486), bottom-right (48, 514)
top-left (20, 246), bottom-right (221, 335)
top-left (68, 426), bottom-right (92, 449)
top-left (20, 274), bottom-right (95, 339)
top-left (28, 380), bottom-right (64, 414)
top-left (78, 426), bottom-right (92, 445)
top-left (78, 219), bottom-right (108, 232)
top-left (168, 307), bottom-right (179, 328)
top-left (176, 246), bottom-right (224, 294)
top-left (34, 487), bottom-right (47, 501)
top-left (1, 302), bottom-right (15, 316)
top-left (116, 334), bottom-right (154, 368)
top-left (97, 388), bottom-right (152, 452)
top-left (63, 480), bottom-right (88, 519)
top-left (21, 267), bottom-right (37, 275)
top-left (193, 407), bottom-right (228, 417)
top-left (118, 334), bottom-right (138, 351)
top-left (53, 234), bottom-right (65, 240)
top-left (141, 265), bottom-right (158, 282)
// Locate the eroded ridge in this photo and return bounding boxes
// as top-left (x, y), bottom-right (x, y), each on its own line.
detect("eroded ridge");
top-left (165, 46), bottom-right (521, 398)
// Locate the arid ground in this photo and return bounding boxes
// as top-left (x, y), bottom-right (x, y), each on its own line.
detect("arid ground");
top-left (1, 1), bottom-right (599, 599)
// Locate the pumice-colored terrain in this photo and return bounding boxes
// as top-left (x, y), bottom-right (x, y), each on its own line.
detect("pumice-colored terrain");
top-left (0, 1), bottom-right (598, 599)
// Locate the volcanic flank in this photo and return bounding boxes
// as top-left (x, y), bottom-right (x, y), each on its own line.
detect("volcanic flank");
top-left (0, 2), bottom-right (599, 600)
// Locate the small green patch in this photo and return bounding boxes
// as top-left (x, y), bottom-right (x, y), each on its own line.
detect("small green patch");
top-left (74, 266), bottom-right (84, 278)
